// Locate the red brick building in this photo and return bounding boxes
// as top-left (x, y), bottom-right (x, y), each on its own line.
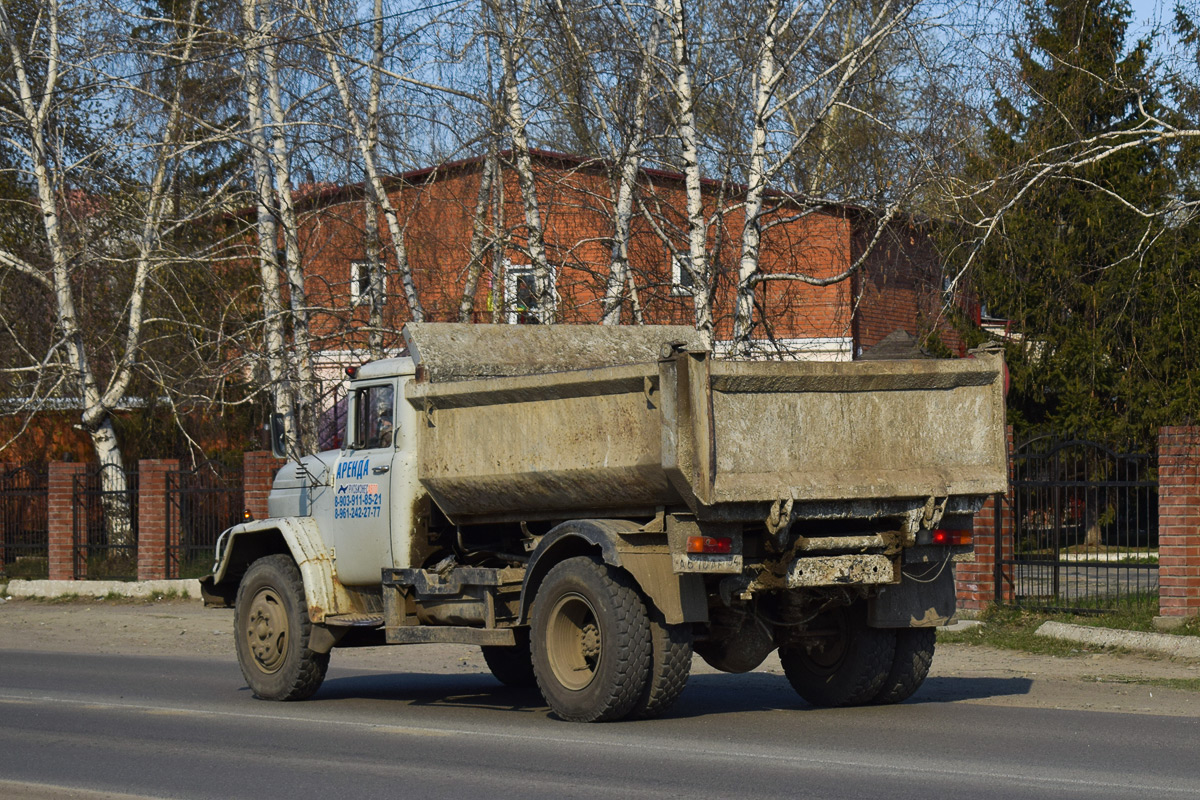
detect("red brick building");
top-left (290, 150), bottom-right (972, 366)
top-left (0, 151), bottom-right (974, 463)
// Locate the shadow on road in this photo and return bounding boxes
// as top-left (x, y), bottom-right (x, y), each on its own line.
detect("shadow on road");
top-left (315, 672), bottom-right (548, 714)
top-left (309, 669), bottom-right (1034, 719)
top-left (914, 676), bottom-right (1035, 704)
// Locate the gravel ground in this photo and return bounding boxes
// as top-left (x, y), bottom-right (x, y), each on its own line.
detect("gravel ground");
top-left (1, 597), bottom-right (1198, 717)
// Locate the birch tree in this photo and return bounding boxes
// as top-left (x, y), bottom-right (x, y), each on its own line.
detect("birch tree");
top-left (544, 0), bottom-right (662, 325)
top-left (236, 0), bottom-right (338, 455)
top-left (363, 0), bottom-right (387, 355)
top-left (489, 0), bottom-right (554, 322)
top-left (300, 0), bottom-right (426, 329)
top-left (0, 0), bottom-right (216, 545)
top-left (730, 0), bottom-right (917, 349)
top-left (642, 0), bottom-right (977, 352)
top-left (238, 0), bottom-right (302, 456)
top-left (665, 0), bottom-right (714, 339)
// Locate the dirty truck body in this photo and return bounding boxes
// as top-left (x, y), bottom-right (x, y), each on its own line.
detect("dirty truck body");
top-left (205, 323), bottom-right (1007, 721)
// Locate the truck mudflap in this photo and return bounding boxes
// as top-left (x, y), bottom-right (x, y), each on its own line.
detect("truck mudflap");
top-left (867, 558), bottom-right (958, 627)
top-left (207, 516), bottom-right (351, 623)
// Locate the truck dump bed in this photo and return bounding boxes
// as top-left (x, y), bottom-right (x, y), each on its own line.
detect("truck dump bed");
top-left (402, 324), bottom-right (1007, 525)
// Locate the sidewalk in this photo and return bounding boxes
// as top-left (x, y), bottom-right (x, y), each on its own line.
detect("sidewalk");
top-left (4, 578), bottom-right (203, 601)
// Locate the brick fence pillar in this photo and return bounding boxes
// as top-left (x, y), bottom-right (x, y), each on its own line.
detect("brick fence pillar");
top-left (1155, 426), bottom-right (1200, 628)
top-left (137, 459), bottom-right (179, 581)
top-left (243, 451), bottom-right (284, 522)
top-left (956, 426), bottom-right (1015, 613)
top-left (47, 462), bottom-right (86, 581)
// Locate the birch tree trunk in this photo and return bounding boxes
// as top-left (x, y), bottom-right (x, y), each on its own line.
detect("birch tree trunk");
top-left (260, 6), bottom-right (319, 455)
top-left (364, 0), bottom-right (386, 357)
top-left (732, 0), bottom-right (786, 350)
top-left (304, 0), bottom-right (426, 324)
top-left (598, 6), bottom-right (661, 326)
top-left (491, 0), bottom-right (553, 322)
top-left (240, 0), bottom-right (298, 456)
top-left (666, 0), bottom-right (712, 341)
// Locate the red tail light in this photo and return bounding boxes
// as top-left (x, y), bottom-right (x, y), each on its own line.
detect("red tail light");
top-left (932, 529), bottom-right (972, 546)
top-left (687, 536), bottom-right (732, 554)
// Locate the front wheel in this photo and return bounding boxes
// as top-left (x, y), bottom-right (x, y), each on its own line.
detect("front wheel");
top-left (234, 554), bottom-right (329, 701)
top-left (779, 603), bottom-right (895, 708)
top-left (530, 556), bottom-right (651, 722)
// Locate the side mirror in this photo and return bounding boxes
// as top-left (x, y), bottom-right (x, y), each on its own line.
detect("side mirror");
top-left (269, 412), bottom-right (287, 459)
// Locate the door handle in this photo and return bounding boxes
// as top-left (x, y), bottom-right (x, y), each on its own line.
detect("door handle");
top-left (372, 465), bottom-right (390, 474)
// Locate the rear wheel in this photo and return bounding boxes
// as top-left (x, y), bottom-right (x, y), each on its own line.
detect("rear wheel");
top-left (234, 554), bottom-right (329, 701)
top-left (482, 628), bottom-right (538, 688)
top-left (530, 556), bottom-right (651, 722)
top-left (871, 627), bottom-right (935, 705)
top-left (779, 603), bottom-right (894, 708)
top-left (629, 613), bottom-right (692, 719)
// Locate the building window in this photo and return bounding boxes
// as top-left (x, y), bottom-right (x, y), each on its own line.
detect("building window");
top-left (504, 261), bottom-right (556, 324)
top-left (350, 260), bottom-right (387, 307)
top-left (671, 253), bottom-right (696, 296)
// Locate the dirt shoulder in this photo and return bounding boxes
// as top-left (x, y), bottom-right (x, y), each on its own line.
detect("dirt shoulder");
top-left (2, 597), bottom-right (1198, 717)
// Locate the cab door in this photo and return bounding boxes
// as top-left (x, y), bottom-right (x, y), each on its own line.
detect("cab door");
top-left (328, 381), bottom-right (395, 584)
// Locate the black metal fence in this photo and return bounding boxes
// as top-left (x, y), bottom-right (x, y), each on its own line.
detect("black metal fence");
top-left (1003, 436), bottom-right (1158, 612)
top-left (166, 462), bottom-right (243, 579)
top-left (73, 465), bottom-right (139, 581)
top-left (0, 464), bottom-right (49, 579)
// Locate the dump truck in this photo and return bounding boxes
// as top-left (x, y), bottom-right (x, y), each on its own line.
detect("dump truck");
top-left (202, 323), bottom-right (1007, 722)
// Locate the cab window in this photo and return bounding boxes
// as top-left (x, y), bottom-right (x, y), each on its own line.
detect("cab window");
top-left (352, 384), bottom-right (395, 449)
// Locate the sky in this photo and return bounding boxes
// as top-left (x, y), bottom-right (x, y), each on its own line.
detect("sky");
top-left (1128, 0), bottom-right (1173, 36)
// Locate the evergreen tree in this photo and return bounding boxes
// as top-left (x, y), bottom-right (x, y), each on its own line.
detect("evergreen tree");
top-left (969, 0), bottom-right (1197, 447)
top-left (130, 0), bottom-right (244, 202)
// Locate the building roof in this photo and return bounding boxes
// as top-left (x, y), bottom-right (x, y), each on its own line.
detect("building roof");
top-left (289, 148), bottom-right (871, 219)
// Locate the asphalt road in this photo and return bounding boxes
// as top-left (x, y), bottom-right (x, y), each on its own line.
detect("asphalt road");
top-left (1, 648), bottom-right (1198, 800)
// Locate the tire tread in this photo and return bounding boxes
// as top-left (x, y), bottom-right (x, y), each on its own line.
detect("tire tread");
top-left (871, 627), bottom-right (934, 705)
top-left (482, 629), bottom-right (538, 688)
top-left (234, 554), bottom-right (329, 701)
top-left (531, 557), bottom-right (651, 722)
top-left (779, 604), bottom-right (894, 708)
top-left (630, 616), bottom-right (691, 719)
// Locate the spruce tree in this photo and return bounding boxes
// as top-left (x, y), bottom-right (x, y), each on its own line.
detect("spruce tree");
top-left (969, 0), bottom-right (1190, 446)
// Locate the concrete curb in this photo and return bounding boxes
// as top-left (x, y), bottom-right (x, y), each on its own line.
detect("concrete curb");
top-left (3, 579), bottom-right (203, 601)
top-left (1036, 620), bottom-right (1200, 660)
top-left (942, 619), bottom-right (983, 633)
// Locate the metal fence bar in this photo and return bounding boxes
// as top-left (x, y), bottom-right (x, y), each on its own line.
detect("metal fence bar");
top-left (0, 465), bottom-right (49, 579)
top-left (72, 465), bottom-right (139, 581)
top-left (166, 463), bottom-right (243, 579)
top-left (1002, 437), bottom-right (1158, 612)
